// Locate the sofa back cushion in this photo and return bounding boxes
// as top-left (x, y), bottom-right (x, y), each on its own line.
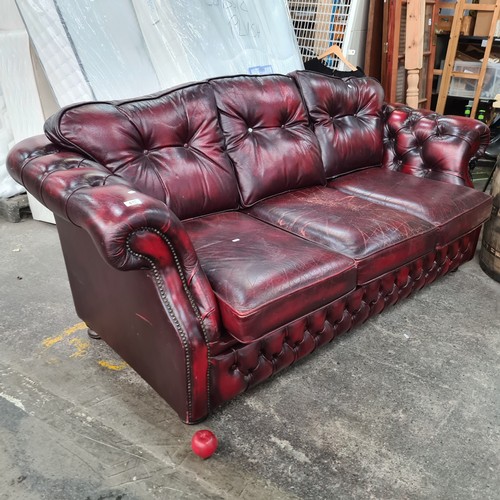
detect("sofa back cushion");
top-left (44, 82), bottom-right (240, 220)
top-left (293, 71), bottom-right (384, 179)
top-left (210, 75), bottom-right (325, 207)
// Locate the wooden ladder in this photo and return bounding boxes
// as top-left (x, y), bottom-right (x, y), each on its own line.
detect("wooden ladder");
top-left (435, 0), bottom-right (500, 117)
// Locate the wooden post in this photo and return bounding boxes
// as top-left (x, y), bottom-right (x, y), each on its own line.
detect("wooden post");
top-left (405, 0), bottom-right (425, 108)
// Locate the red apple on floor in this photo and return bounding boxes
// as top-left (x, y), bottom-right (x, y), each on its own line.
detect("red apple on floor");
top-left (191, 429), bottom-right (218, 459)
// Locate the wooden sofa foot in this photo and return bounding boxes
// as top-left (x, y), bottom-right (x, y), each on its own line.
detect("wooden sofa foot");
top-left (87, 328), bottom-right (101, 340)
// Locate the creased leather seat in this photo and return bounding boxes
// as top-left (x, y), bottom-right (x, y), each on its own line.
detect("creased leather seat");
top-left (246, 186), bottom-right (438, 284)
top-left (330, 169), bottom-right (492, 245)
top-left (184, 211), bottom-right (356, 343)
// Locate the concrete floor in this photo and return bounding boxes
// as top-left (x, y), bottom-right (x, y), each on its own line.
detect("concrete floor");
top-left (0, 217), bottom-right (499, 500)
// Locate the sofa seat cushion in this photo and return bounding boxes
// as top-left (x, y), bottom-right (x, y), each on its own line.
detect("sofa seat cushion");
top-left (246, 186), bottom-right (437, 284)
top-left (183, 212), bottom-right (356, 343)
top-left (330, 169), bottom-right (492, 245)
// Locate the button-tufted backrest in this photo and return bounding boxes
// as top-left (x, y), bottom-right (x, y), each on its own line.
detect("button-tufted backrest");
top-left (382, 104), bottom-right (488, 186)
top-left (293, 71), bottom-right (384, 179)
top-left (209, 75), bottom-right (325, 207)
top-left (44, 83), bottom-right (240, 220)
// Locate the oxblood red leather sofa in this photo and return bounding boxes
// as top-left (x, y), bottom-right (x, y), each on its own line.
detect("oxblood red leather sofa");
top-left (7, 71), bottom-right (492, 423)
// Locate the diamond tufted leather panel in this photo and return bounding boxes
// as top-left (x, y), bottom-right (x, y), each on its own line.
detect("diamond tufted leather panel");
top-left (330, 169), bottom-right (492, 245)
top-left (6, 134), bottom-right (60, 183)
top-left (382, 104), bottom-right (490, 187)
top-left (210, 228), bottom-right (478, 408)
top-left (246, 186), bottom-right (437, 284)
top-left (292, 70), bottom-right (384, 178)
top-left (44, 82), bottom-right (240, 220)
top-left (210, 75), bottom-right (325, 207)
top-left (184, 211), bottom-right (356, 343)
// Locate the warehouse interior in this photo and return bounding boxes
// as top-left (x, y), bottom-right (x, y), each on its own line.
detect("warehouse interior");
top-left (1, 1), bottom-right (499, 499)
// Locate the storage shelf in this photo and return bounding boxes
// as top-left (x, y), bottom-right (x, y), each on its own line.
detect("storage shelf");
top-left (436, 34), bottom-right (500, 46)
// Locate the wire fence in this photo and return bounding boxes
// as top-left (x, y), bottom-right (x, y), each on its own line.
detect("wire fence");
top-left (287, 0), bottom-right (353, 69)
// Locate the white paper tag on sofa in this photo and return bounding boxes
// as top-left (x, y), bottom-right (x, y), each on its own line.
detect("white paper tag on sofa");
top-left (124, 199), bottom-right (142, 207)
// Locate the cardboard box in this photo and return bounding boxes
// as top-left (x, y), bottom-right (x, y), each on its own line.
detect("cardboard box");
top-left (437, 15), bottom-right (453, 32)
top-left (474, 0), bottom-right (496, 37)
top-left (436, 15), bottom-right (475, 35)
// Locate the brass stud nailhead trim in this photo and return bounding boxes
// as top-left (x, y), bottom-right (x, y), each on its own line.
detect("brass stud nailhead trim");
top-left (126, 226), bottom-right (212, 421)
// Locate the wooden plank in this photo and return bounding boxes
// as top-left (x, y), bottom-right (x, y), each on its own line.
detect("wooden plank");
top-left (451, 72), bottom-right (480, 79)
top-left (405, 0), bottom-right (425, 107)
top-left (466, 4), bottom-right (496, 11)
top-left (388, 0), bottom-right (403, 102)
top-left (437, 1), bottom-right (496, 10)
top-left (471, 1), bottom-right (500, 116)
top-left (424, 0), bottom-right (439, 110)
top-left (364, 0), bottom-right (384, 79)
top-left (435, 0), bottom-right (467, 114)
top-left (381, 0), bottom-right (390, 91)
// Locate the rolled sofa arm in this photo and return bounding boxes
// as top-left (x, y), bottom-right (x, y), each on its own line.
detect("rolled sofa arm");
top-left (7, 136), bottom-right (221, 342)
top-left (382, 104), bottom-right (490, 187)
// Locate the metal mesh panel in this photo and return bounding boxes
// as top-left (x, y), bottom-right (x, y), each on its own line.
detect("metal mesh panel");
top-left (287, 0), bottom-right (353, 69)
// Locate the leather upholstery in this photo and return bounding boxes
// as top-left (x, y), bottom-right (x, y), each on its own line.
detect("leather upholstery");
top-left (210, 75), bottom-right (325, 206)
top-left (382, 104), bottom-right (490, 187)
top-left (292, 71), bottom-right (384, 178)
top-left (7, 136), bottom-right (222, 345)
top-left (6, 72), bottom-right (493, 423)
top-left (184, 211), bottom-right (356, 343)
top-left (247, 186), bottom-right (437, 284)
top-left (210, 228), bottom-right (479, 407)
top-left (56, 217), bottom-right (211, 424)
top-left (44, 82), bottom-right (240, 220)
top-left (330, 168), bottom-right (492, 245)
top-left (66, 184), bottom-right (223, 344)
top-left (6, 135), bottom-right (60, 184)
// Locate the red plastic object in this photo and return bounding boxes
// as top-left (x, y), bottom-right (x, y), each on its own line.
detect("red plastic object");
top-left (191, 429), bottom-right (218, 459)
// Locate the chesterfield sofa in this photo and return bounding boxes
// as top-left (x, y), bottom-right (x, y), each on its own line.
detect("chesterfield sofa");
top-left (7, 71), bottom-right (492, 423)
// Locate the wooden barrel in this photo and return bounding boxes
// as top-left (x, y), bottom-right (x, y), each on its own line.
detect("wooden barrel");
top-left (480, 161), bottom-right (500, 282)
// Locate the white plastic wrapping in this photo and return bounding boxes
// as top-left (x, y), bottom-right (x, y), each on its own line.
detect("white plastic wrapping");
top-left (0, 0), bottom-right (55, 220)
top-left (15, 0), bottom-right (94, 106)
top-left (0, 91), bottom-right (22, 199)
top-left (16, 0), bottom-right (303, 106)
top-left (133, 0), bottom-right (304, 88)
top-left (0, 25), bottom-right (45, 198)
top-left (48, 0), bottom-right (162, 100)
top-left (0, 31), bottom-right (45, 142)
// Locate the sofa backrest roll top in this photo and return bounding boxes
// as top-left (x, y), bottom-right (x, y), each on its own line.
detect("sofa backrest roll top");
top-left (293, 71), bottom-right (384, 179)
top-left (44, 82), bottom-right (240, 220)
top-left (210, 75), bottom-right (325, 207)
